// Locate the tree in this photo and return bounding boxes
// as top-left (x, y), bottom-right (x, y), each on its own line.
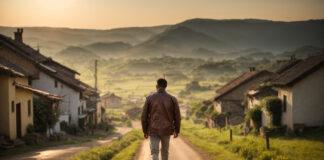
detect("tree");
top-left (33, 98), bottom-right (59, 133)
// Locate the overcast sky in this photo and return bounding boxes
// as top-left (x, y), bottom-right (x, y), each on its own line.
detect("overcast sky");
top-left (1, 0), bottom-right (323, 29)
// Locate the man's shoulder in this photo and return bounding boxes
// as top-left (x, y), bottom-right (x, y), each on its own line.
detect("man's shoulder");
top-left (165, 92), bottom-right (178, 101)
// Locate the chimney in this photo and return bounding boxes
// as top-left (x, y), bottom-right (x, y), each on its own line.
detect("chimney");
top-left (249, 67), bottom-right (256, 72)
top-left (14, 28), bottom-right (23, 43)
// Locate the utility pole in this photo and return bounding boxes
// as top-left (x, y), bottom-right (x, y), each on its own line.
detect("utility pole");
top-left (94, 60), bottom-right (98, 91)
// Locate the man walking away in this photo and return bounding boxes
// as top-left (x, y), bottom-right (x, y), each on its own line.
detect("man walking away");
top-left (141, 78), bottom-right (181, 160)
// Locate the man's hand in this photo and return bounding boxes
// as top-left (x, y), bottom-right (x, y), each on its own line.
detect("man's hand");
top-left (144, 133), bottom-right (149, 139)
top-left (173, 132), bottom-right (178, 138)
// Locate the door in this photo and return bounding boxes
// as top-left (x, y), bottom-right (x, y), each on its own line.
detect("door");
top-left (16, 103), bottom-right (22, 138)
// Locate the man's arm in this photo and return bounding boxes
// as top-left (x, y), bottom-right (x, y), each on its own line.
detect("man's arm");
top-left (141, 97), bottom-right (150, 138)
top-left (172, 97), bottom-right (181, 136)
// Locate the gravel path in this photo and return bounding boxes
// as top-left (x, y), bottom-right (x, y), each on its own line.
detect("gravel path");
top-left (135, 136), bottom-right (205, 160)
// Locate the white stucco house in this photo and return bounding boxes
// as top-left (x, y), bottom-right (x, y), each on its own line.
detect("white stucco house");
top-left (271, 54), bottom-right (324, 131)
top-left (32, 70), bottom-right (85, 132)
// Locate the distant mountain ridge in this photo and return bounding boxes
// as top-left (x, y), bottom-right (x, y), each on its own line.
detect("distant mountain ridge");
top-left (1, 18), bottom-right (323, 59)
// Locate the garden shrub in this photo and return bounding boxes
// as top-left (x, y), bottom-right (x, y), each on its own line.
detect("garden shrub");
top-left (246, 105), bottom-right (262, 130)
top-left (239, 146), bottom-right (255, 160)
top-left (262, 97), bottom-right (282, 127)
top-left (210, 110), bottom-right (219, 119)
top-left (257, 151), bottom-right (277, 160)
top-left (60, 121), bottom-right (68, 131)
top-left (33, 98), bottom-right (59, 133)
top-left (27, 124), bottom-right (35, 133)
top-left (60, 121), bottom-right (80, 135)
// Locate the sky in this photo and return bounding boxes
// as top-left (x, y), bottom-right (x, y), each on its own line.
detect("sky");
top-left (1, 0), bottom-right (324, 29)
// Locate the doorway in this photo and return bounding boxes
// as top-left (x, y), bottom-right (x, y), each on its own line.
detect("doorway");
top-left (16, 103), bottom-right (22, 138)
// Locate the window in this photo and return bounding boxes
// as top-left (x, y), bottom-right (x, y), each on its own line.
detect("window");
top-left (28, 100), bottom-right (31, 116)
top-left (69, 115), bottom-right (72, 124)
top-left (283, 95), bottom-right (287, 112)
top-left (28, 78), bottom-right (32, 85)
top-left (79, 92), bottom-right (83, 99)
top-left (54, 80), bottom-right (58, 88)
top-left (11, 101), bottom-right (15, 112)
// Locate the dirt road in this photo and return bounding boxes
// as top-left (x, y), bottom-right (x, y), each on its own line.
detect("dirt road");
top-left (135, 136), bottom-right (205, 160)
top-left (1, 126), bottom-right (132, 160)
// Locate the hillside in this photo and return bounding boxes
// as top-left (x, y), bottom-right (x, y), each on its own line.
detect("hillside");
top-left (0, 25), bottom-right (169, 56)
top-left (1, 18), bottom-right (323, 59)
top-left (85, 42), bottom-right (132, 58)
top-left (280, 45), bottom-right (324, 58)
top-left (129, 26), bottom-right (230, 57)
top-left (176, 18), bottom-right (324, 52)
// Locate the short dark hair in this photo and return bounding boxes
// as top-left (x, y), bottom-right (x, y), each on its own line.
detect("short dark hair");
top-left (157, 78), bottom-right (167, 88)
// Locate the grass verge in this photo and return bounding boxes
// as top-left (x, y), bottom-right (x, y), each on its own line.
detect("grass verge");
top-left (181, 120), bottom-right (324, 160)
top-left (70, 129), bottom-right (143, 160)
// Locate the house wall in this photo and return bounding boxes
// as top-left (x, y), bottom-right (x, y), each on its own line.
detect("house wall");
top-left (0, 75), bottom-right (33, 140)
top-left (248, 97), bottom-right (270, 127)
top-left (32, 72), bottom-right (81, 125)
top-left (278, 87), bottom-right (294, 129)
top-left (214, 101), bottom-right (222, 113)
top-left (292, 66), bottom-right (324, 127)
top-left (102, 96), bottom-right (122, 108)
top-left (0, 75), bottom-right (12, 138)
top-left (0, 46), bottom-right (39, 77)
top-left (15, 88), bottom-right (33, 137)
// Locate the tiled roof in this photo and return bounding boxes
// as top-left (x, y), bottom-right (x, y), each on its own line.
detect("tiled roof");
top-left (15, 82), bottom-right (63, 100)
top-left (0, 34), bottom-right (83, 91)
top-left (214, 70), bottom-right (276, 101)
top-left (271, 54), bottom-right (324, 86)
top-left (38, 65), bottom-right (84, 91)
top-left (0, 57), bottom-right (31, 76)
top-left (274, 59), bottom-right (301, 74)
top-left (101, 93), bottom-right (121, 99)
top-left (0, 63), bottom-right (24, 77)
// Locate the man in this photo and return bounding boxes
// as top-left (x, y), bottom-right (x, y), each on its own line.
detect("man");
top-left (141, 78), bottom-right (181, 160)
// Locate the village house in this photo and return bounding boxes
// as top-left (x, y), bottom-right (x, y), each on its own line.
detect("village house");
top-left (0, 29), bottom-right (95, 132)
top-left (271, 54), bottom-right (324, 131)
top-left (213, 68), bottom-right (277, 126)
top-left (78, 80), bottom-right (103, 126)
top-left (0, 59), bottom-right (62, 140)
top-left (101, 93), bottom-right (122, 108)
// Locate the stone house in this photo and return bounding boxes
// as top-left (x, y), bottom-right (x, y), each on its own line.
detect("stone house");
top-left (0, 29), bottom-right (90, 132)
top-left (213, 68), bottom-right (277, 126)
top-left (0, 59), bottom-right (62, 140)
top-left (101, 93), bottom-right (122, 108)
top-left (271, 54), bottom-right (324, 131)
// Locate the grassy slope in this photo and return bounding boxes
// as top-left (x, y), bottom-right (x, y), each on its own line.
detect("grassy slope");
top-left (70, 130), bottom-right (143, 160)
top-left (181, 120), bottom-right (324, 160)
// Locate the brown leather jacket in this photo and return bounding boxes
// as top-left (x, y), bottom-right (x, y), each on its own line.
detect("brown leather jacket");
top-left (141, 89), bottom-right (181, 136)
